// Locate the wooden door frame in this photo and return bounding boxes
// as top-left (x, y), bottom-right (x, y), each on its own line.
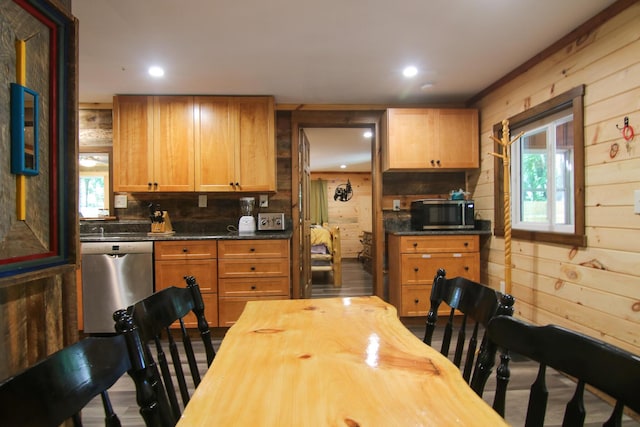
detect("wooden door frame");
top-left (290, 110), bottom-right (384, 299)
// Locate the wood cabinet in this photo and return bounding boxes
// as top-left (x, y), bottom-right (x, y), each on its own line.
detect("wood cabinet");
top-left (382, 108), bottom-right (479, 171)
top-left (218, 239), bottom-right (290, 326)
top-left (114, 95), bottom-right (276, 193)
top-left (195, 96), bottom-right (276, 192)
top-left (388, 234), bottom-right (480, 317)
top-left (113, 95), bottom-right (194, 192)
top-left (154, 241), bottom-right (218, 327)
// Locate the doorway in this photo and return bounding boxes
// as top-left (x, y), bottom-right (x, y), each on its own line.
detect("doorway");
top-left (290, 110), bottom-right (384, 300)
top-left (303, 127), bottom-right (373, 298)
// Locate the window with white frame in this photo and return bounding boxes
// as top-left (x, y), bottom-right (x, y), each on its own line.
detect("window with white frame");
top-left (493, 85), bottom-right (585, 247)
top-left (511, 110), bottom-right (574, 233)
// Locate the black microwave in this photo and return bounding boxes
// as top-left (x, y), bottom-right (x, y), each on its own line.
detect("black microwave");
top-left (410, 199), bottom-right (475, 230)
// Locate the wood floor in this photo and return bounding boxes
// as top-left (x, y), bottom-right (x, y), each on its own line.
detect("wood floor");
top-left (80, 259), bottom-right (638, 426)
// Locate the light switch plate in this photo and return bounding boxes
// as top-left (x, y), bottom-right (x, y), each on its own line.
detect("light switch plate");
top-left (392, 199), bottom-right (401, 211)
top-left (634, 190), bottom-right (640, 214)
top-left (198, 194), bottom-right (207, 208)
top-left (114, 194), bottom-right (127, 209)
top-left (259, 194), bottom-right (269, 208)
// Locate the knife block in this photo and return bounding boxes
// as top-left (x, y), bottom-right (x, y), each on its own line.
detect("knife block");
top-left (150, 211), bottom-right (174, 234)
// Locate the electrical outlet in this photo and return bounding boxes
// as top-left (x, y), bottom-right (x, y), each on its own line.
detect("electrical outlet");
top-left (114, 194), bottom-right (127, 209)
top-left (198, 194), bottom-right (207, 208)
top-left (499, 281), bottom-right (505, 293)
top-left (392, 199), bottom-right (401, 211)
top-left (259, 194), bottom-right (269, 208)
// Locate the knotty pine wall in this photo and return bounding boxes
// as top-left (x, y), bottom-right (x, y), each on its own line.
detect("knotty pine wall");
top-left (310, 172), bottom-right (372, 258)
top-left (470, 3), bottom-right (640, 354)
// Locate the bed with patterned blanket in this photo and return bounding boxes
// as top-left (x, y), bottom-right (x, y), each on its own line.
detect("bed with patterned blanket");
top-left (310, 224), bottom-right (342, 286)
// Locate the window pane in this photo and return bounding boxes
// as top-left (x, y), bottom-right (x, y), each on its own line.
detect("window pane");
top-left (520, 129), bottom-right (548, 223)
top-left (554, 120), bottom-right (573, 226)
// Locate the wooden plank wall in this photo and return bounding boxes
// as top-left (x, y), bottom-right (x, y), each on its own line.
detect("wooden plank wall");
top-left (310, 172), bottom-right (372, 258)
top-left (470, 3), bottom-right (640, 354)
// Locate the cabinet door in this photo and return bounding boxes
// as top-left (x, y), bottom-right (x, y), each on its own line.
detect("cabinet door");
top-left (153, 96), bottom-right (195, 191)
top-left (194, 96), bottom-right (236, 191)
top-left (113, 95), bottom-right (154, 192)
top-left (436, 109), bottom-right (479, 169)
top-left (155, 259), bottom-right (218, 327)
top-left (235, 97), bottom-right (276, 191)
top-left (384, 108), bottom-right (434, 170)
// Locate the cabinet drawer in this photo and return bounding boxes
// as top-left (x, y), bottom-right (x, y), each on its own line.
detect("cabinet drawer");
top-left (155, 241), bottom-right (217, 260)
top-left (401, 286), bottom-right (452, 317)
top-left (398, 235), bottom-right (478, 253)
top-left (218, 296), bottom-right (285, 327)
top-left (400, 285), bottom-right (430, 317)
top-left (218, 258), bottom-right (289, 278)
top-left (218, 239), bottom-right (288, 258)
top-left (400, 253), bottom-right (479, 284)
top-left (218, 277), bottom-right (289, 297)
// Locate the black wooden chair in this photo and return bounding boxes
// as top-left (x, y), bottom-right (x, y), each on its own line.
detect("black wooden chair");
top-left (423, 268), bottom-right (515, 395)
top-left (0, 328), bottom-right (172, 427)
top-left (488, 315), bottom-right (640, 426)
top-left (114, 275), bottom-right (215, 423)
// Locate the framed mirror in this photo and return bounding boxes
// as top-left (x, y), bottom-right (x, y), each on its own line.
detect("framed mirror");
top-left (10, 83), bottom-right (39, 176)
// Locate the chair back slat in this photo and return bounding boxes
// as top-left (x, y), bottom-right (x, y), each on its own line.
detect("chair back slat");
top-left (453, 314), bottom-right (467, 367)
top-left (462, 323), bottom-right (479, 382)
top-left (423, 268), bottom-right (515, 396)
top-left (488, 315), bottom-right (640, 425)
top-left (526, 364), bottom-right (549, 427)
top-left (116, 275), bottom-right (216, 420)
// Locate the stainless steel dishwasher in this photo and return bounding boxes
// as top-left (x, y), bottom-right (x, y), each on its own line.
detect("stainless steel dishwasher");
top-left (81, 241), bottom-right (154, 333)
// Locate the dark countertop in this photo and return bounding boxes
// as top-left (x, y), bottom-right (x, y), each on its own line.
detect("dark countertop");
top-left (80, 230), bottom-right (293, 242)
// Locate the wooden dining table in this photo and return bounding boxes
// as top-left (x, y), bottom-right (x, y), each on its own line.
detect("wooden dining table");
top-left (176, 296), bottom-right (508, 426)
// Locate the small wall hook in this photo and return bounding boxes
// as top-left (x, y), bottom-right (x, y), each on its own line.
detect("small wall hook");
top-left (616, 116), bottom-right (634, 141)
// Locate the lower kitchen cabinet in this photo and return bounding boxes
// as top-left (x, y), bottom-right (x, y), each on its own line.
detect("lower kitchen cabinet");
top-left (218, 239), bottom-right (290, 326)
top-left (388, 234), bottom-right (480, 317)
top-left (154, 240), bottom-right (218, 327)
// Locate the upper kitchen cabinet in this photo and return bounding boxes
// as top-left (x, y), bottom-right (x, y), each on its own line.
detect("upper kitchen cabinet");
top-left (382, 108), bottom-right (479, 171)
top-left (195, 96), bottom-right (276, 192)
top-left (113, 95), bottom-right (194, 192)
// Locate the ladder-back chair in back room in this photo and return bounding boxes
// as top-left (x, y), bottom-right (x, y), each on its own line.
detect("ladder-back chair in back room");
top-left (423, 268), bottom-right (515, 395)
top-left (114, 275), bottom-right (216, 424)
top-left (488, 315), bottom-right (640, 427)
top-left (0, 330), bottom-right (172, 427)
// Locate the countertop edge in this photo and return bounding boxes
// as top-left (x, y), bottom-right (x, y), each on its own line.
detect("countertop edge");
top-left (80, 231), bottom-right (293, 242)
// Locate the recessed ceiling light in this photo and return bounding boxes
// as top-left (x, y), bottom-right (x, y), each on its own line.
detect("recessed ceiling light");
top-left (403, 65), bottom-right (418, 78)
top-left (148, 66), bottom-right (165, 77)
top-left (363, 131), bottom-right (373, 138)
top-left (340, 164), bottom-right (347, 169)
top-left (421, 82), bottom-right (434, 90)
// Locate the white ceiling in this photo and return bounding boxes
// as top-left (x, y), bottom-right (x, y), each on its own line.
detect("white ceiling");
top-left (73, 0), bottom-right (616, 170)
